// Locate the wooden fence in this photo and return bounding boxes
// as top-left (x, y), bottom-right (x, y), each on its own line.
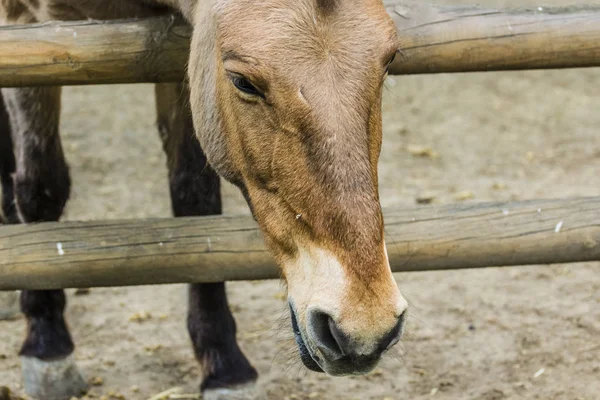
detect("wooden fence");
top-left (1, 197), bottom-right (598, 290)
top-left (0, 1), bottom-right (598, 290)
top-left (0, 1), bottom-right (599, 86)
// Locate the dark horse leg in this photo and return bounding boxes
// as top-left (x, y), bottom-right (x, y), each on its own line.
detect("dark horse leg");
top-left (155, 83), bottom-right (258, 399)
top-left (0, 92), bottom-right (17, 224)
top-left (0, 92), bottom-right (20, 321)
top-left (1, 86), bottom-right (87, 400)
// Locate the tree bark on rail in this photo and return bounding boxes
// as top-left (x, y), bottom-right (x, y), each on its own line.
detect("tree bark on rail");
top-left (0, 2), bottom-right (599, 86)
top-left (0, 197), bottom-right (598, 290)
top-left (387, 2), bottom-right (600, 74)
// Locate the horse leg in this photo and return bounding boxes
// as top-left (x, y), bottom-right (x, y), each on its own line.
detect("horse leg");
top-left (0, 92), bottom-right (17, 224)
top-left (156, 83), bottom-right (258, 399)
top-left (1, 86), bottom-right (87, 400)
top-left (0, 92), bottom-right (21, 321)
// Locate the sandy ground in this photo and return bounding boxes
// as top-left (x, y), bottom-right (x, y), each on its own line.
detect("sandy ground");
top-left (1, 0), bottom-right (599, 399)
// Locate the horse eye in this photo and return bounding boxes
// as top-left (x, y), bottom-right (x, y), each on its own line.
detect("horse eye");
top-left (230, 74), bottom-right (262, 97)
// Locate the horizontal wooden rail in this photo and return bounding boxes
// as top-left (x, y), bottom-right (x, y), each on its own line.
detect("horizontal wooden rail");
top-left (0, 197), bottom-right (598, 290)
top-left (0, 2), bottom-right (599, 86)
top-left (0, 16), bottom-right (189, 87)
top-left (388, 2), bottom-right (600, 74)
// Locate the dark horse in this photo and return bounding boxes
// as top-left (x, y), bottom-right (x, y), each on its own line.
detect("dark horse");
top-left (0, 0), bottom-right (407, 399)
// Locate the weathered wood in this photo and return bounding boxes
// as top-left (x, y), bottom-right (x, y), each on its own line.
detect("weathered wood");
top-left (0, 197), bottom-right (598, 290)
top-left (0, 2), bottom-right (599, 87)
top-left (0, 16), bottom-right (190, 87)
top-left (387, 2), bottom-right (600, 74)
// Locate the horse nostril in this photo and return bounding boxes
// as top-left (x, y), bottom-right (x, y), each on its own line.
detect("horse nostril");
top-left (306, 309), bottom-right (406, 365)
top-left (328, 315), bottom-right (351, 355)
top-left (307, 310), bottom-right (350, 360)
top-left (379, 310), bottom-right (407, 352)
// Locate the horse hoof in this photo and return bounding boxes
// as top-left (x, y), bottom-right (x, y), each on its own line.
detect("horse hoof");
top-left (0, 291), bottom-right (20, 320)
top-left (202, 382), bottom-right (261, 400)
top-left (21, 355), bottom-right (88, 400)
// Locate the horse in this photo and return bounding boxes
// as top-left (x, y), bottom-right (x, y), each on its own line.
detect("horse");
top-left (0, 0), bottom-right (407, 398)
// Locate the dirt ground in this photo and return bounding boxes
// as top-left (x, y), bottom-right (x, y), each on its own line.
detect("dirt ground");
top-left (1, 0), bottom-right (599, 399)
